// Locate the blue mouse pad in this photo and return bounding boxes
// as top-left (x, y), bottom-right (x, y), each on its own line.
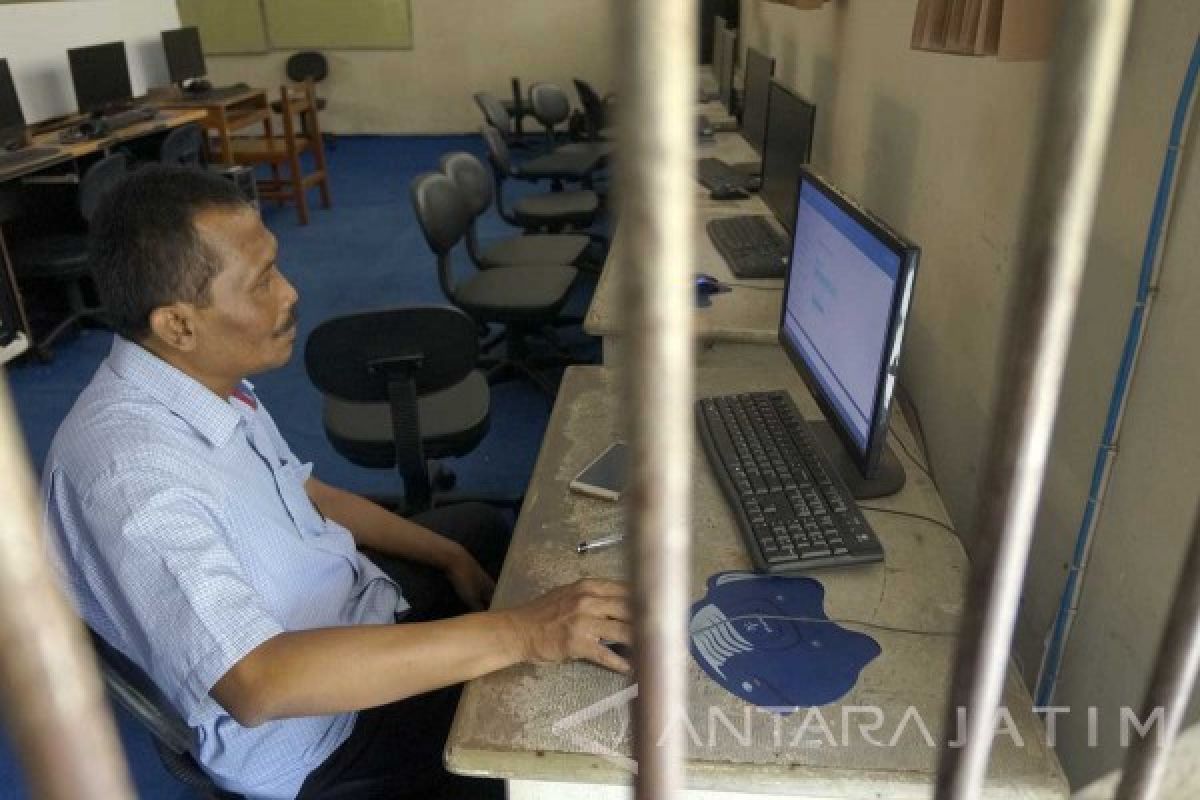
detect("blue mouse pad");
top-left (689, 571), bottom-right (881, 710)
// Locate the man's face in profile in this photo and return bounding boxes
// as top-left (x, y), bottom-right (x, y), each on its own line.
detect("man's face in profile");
top-left (188, 207), bottom-right (300, 379)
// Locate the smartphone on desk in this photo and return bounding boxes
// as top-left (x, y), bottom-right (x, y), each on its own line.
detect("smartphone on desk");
top-left (569, 442), bottom-right (629, 502)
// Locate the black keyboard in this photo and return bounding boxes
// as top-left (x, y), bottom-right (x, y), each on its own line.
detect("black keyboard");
top-left (706, 215), bottom-right (789, 279)
top-left (182, 84), bottom-right (251, 102)
top-left (697, 157), bottom-right (756, 191)
top-left (0, 146), bottom-right (63, 173)
top-left (95, 107), bottom-right (159, 134)
top-left (697, 391), bottom-right (884, 572)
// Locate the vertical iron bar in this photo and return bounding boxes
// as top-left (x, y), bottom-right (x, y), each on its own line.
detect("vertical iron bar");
top-left (1114, 504), bottom-right (1200, 800)
top-left (617, 0), bottom-right (695, 798)
top-left (0, 378), bottom-right (136, 799)
top-left (935, 1), bottom-right (1134, 797)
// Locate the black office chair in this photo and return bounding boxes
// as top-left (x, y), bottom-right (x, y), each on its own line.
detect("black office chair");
top-left (439, 151), bottom-right (594, 270)
top-left (573, 79), bottom-right (616, 141)
top-left (10, 152), bottom-right (128, 360)
top-left (479, 126), bottom-right (601, 234)
top-left (306, 306), bottom-right (505, 513)
top-left (410, 172), bottom-right (580, 398)
top-left (473, 91), bottom-right (603, 189)
top-left (527, 82), bottom-right (613, 160)
top-left (158, 123), bottom-right (207, 167)
top-left (88, 628), bottom-right (243, 800)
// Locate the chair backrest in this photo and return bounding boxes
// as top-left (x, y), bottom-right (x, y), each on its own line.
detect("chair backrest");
top-left (573, 78), bottom-right (607, 138)
top-left (79, 152), bottom-right (129, 223)
top-left (305, 306), bottom-right (479, 403)
top-left (439, 151), bottom-right (492, 220)
top-left (479, 124), bottom-right (514, 178)
top-left (410, 172), bottom-right (470, 256)
top-left (473, 91), bottom-right (511, 136)
top-left (158, 123), bottom-right (206, 168)
top-left (286, 51), bottom-right (329, 83)
top-left (529, 82), bottom-right (571, 129)
top-left (278, 79), bottom-right (325, 152)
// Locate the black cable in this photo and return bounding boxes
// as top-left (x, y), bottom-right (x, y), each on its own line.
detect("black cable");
top-left (888, 427), bottom-right (931, 476)
top-left (858, 504), bottom-right (958, 537)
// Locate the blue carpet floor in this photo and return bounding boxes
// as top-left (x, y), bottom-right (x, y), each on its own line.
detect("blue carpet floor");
top-left (0, 134), bottom-right (603, 798)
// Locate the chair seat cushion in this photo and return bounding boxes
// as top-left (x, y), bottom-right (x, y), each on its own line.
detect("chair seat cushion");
top-left (514, 190), bottom-right (599, 220)
top-left (479, 234), bottom-right (590, 268)
top-left (323, 370), bottom-right (491, 467)
top-left (454, 265), bottom-right (577, 321)
top-left (556, 140), bottom-right (615, 158)
top-left (11, 234), bottom-right (90, 279)
top-left (520, 148), bottom-right (604, 179)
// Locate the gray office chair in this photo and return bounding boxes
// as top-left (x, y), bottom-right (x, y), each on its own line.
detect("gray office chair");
top-left (479, 126), bottom-right (601, 234)
top-left (501, 77), bottom-right (535, 140)
top-left (474, 91), bottom-right (604, 189)
top-left (573, 79), bottom-right (616, 141)
top-left (439, 151), bottom-right (593, 270)
top-left (88, 628), bottom-right (243, 800)
top-left (10, 152), bottom-right (128, 360)
top-left (410, 172), bottom-right (579, 397)
top-left (158, 123), bottom-right (207, 167)
top-left (528, 82), bottom-right (614, 159)
top-left (306, 306), bottom-right (502, 513)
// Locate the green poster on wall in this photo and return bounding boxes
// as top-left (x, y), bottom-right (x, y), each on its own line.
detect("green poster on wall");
top-left (263, 0), bottom-right (413, 50)
top-left (176, 0), bottom-right (269, 55)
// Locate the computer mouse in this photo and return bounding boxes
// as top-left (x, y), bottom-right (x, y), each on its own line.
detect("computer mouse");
top-left (695, 273), bottom-right (723, 295)
top-left (709, 184), bottom-right (748, 201)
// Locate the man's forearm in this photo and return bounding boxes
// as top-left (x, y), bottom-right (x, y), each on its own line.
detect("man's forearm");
top-left (214, 612), bottom-right (522, 726)
top-left (306, 478), bottom-right (463, 568)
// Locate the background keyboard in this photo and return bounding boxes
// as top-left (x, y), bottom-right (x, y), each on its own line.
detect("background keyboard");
top-left (102, 107), bottom-right (159, 132)
top-left (705, 215), bottom-right (789, 279)
top-left (697, 390), bottom-right (884, 572)
top-left (697, 157), bottom-right (757, 191)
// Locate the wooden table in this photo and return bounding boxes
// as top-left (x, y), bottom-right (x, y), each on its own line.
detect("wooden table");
top-left (153, 87), bottom-right (274, 166)
top-left (585, 132), bottom-right (786, 369)
top-left (446, 366), bottom-right (1068, 800)
top-left (0, 108), bottom-right (208, 359)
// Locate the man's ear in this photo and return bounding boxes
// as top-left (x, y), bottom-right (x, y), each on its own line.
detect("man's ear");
top-left (146, 304), bottom-right (199, 352)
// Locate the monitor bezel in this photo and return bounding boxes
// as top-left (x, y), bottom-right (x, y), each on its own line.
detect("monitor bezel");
top-left (739, 48), bottom-right (775, 158)
top-left (717, 26), bottom-right (737, 113)
top-left (162, 26), bottom-right (207, 85)
top-left (777, 166), bottom-right (920, 478)
top-left (0, 59), bottom-right (27, 150)
top-left (67, 41), bottom-right (133, 115)
top-left (758, 79), bottom-right (816, 233)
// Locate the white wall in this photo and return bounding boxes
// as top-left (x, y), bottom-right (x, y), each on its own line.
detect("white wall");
top-left (0, 0), bottom-right (180, 123)
top-left (203, 0), bottom-right (618, 134)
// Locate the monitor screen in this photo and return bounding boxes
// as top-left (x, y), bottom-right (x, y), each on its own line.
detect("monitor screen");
top-left (68, 42), bottom-right (133, 114)
top-left (0, 59), bottom-right (26, 148)
top-left (740, 48), bottom-right (775, 157)
top-left (717, 27), bottom-right (737, 112)
top-left (163, 27), bottom-right (207, 84)
top-left (759, 80), bottom-right (816, 233)
top-left (779, 168), bottom-right (919, 476)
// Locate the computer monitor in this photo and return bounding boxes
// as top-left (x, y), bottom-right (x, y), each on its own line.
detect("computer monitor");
top-left (779, 168), bottom-right (919, 493)
top-left (68, 41), bottom-right (133, 115)
top-left (717, 26), bottom-right (737, 113)
top-left (0, 59), bottom-right (27, 150)
top-left (759, 80), bottom-right (816, 232)
top-left (740, 48), bottom-right (775, 157)
top-left (162, 27), bottom-right (207, 86)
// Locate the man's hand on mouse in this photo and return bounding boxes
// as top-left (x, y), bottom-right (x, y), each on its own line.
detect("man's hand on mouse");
top-left (498, 578), bottom-right (633, 674)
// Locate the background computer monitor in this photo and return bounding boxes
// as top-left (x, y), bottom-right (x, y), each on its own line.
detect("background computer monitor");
top-left (740, 48), bottom-right (775, 157)
top-left (759, 80), bottom-right (816, 232)
top-left (68, 41), bottom-right (133, 115)
top-left (716, 26), bottom-right (737, 112)
top-left (163, 26), bottom-right (207, 85)
top-left (0, 59), bottom-right (27, 150)
top-left (779, 167), bottom-right (919, 489)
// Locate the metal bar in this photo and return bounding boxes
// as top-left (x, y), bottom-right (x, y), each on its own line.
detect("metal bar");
top-left (617, 0), bottom-right (695, 798)
top-left (934, 1), bottom-right (1134, 797)
top-left (1114, 504), bottom-right (1200, 800)
top-left (0, 377), bottom-right (135, 798)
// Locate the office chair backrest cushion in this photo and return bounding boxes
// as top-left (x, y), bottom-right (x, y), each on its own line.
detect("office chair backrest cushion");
top-left (472, 92), bottom-right (511, 134)
top-left (479, 125), bottom-right (513, 176)
top-left (410, 172), bottom-right (470, 256)
top-left (80, 153), bottom-right (129, 223)
top-left (286, 51), bottom-right (329, 83)
top-left (305, 306), bottom-right (479, 401)
top-left (529, 82), bottom-right (571, 127)
top-left (158, 124), bottom-right (206, 168)
top-left (439, 152), bottom-right (492, 219)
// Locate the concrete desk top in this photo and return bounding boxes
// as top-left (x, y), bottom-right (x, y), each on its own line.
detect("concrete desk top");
top-left (446, 366), bottom-right (1067, 799)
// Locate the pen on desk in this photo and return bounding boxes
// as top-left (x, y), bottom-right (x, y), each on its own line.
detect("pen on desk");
top-left (576, 533), bottom-right (625, 554)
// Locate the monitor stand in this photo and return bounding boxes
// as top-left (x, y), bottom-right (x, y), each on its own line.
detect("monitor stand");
top-left (809, 421), bottom-right (906, 499)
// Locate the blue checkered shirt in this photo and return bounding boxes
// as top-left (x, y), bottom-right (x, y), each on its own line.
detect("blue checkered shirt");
top-left (42, 337), bottom-right (407, 799)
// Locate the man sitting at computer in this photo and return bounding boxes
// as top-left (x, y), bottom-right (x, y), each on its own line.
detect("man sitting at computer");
top-left (42, 167), bottom-right (632, 799)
